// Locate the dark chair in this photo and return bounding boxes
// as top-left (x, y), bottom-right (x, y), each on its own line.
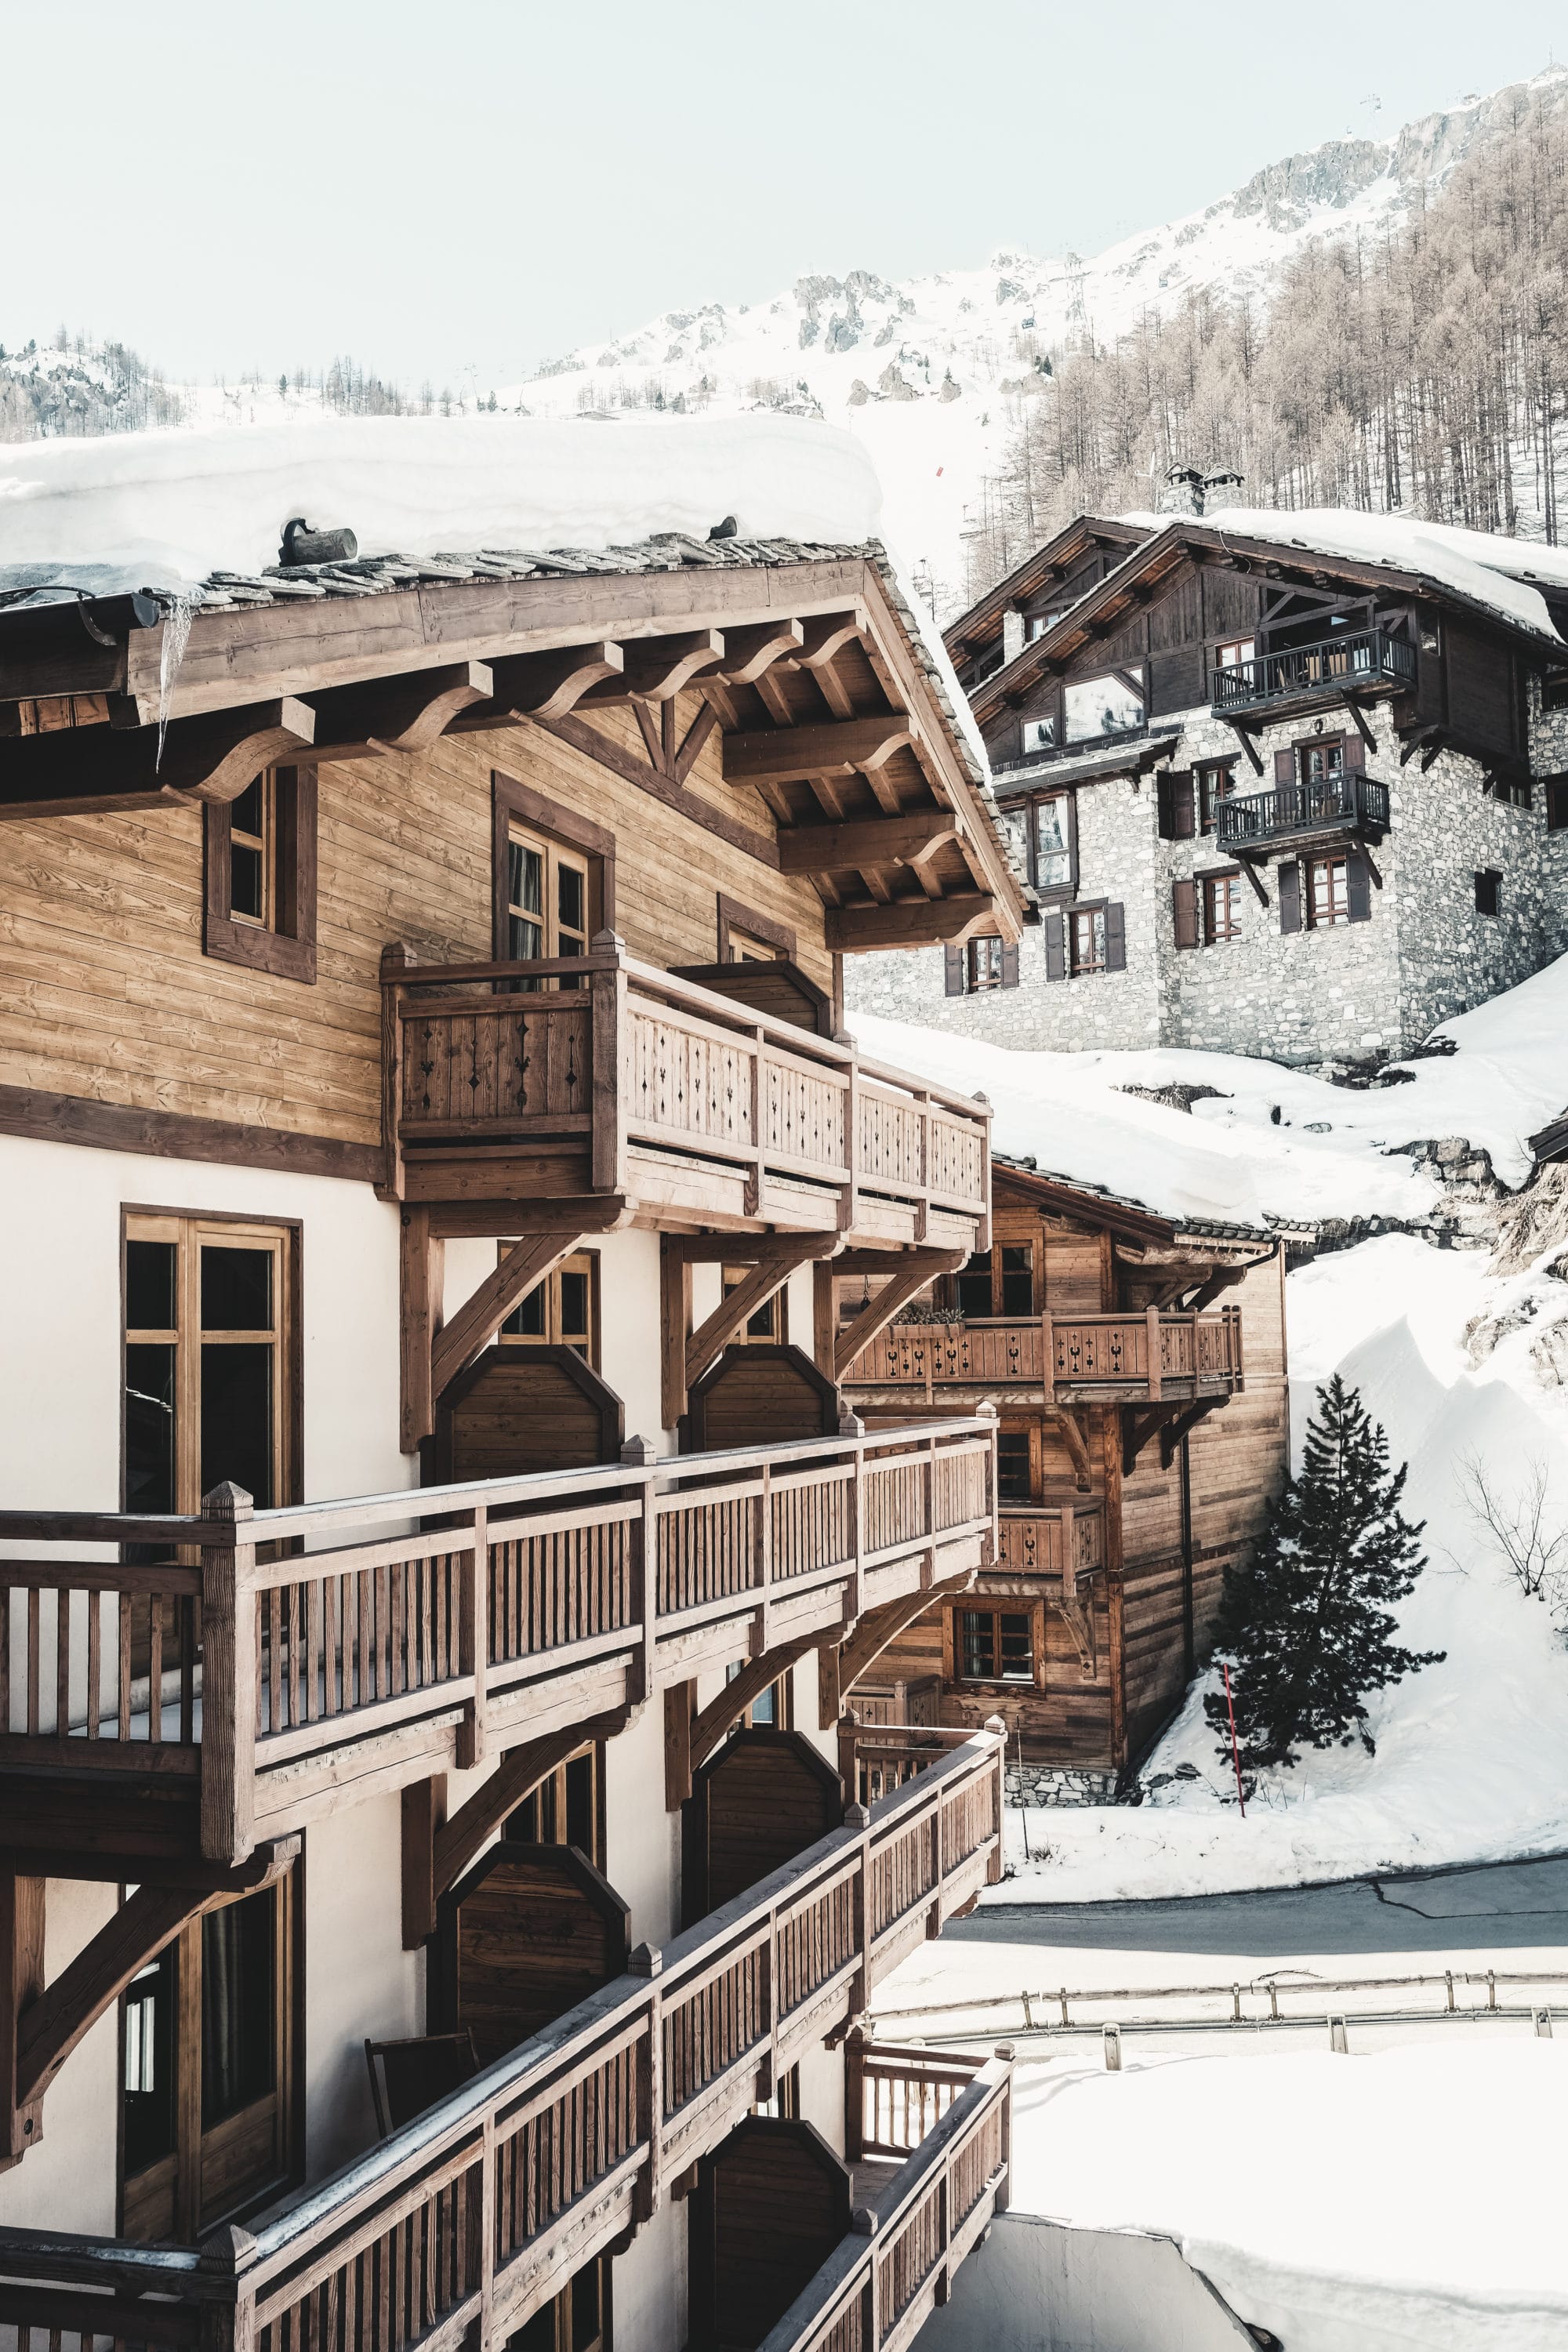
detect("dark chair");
top-left (365, 2029), bottom-right (480, 2136)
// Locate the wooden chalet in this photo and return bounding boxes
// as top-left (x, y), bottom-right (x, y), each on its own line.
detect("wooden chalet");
top-left (0, 507), bottom-right (1026, 2351)
top-left (839, 1160), bottom-right (1288, 1786)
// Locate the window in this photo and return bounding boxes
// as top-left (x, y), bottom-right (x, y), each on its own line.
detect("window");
top-left (1025, 610), bottom-right (1064, 642)
top-left (124, 1215), bottom-right (296, 1526)
top-left (1475, 868), bottom-right (1502, 918)
top-left (500, 1251), bottom-right (598, 1362)
top-left (513, 2258), bottom-right (611, 2352)
top-left (957, 1608), bottom-right (1035, 1685)
top-left (203, 767), bottom-right (317, 982)
top-left (1197, 763), bottom-right (1233, 836)
top-left (1305, 855), bottom-right (1350, 927)
top-left (1070, 906), bottom-right (1107, 973)
top-left (718, 894), bottom-right (796, 964)
top-left (121, 1873), bottom-right (299, 2239)
top-left (492, 773), bottom-right (613, 978)
top-left (726, 1660), bottom-right (793, 1731)
top-left (947, 937), bottom-right (1017, 996)
top-left (1490, 777), bottom-right (1532, 810)
top-left (722, 1263), bottom-right (786, 1343)
top-left (1212, 637), bottom-right (1254, 675)
top-left (1542, 670), bottom-right (1568, 713)
top-left (1548, 779), bottom-right (1568, 832)
top-left (1032, 794), bottom-right (1073, 891)
top-left (1301, 738), bottom-right (1345, 788)
top-left (752, 2063), bottom-right (800, 2121)
top-left (950, 1245), bottom-right (1033, 1319)
top-left (1203, 873), bottom-right (1243, 943)
top-left (967, 936), bottom-right (1005, 991)
top-left (1064, 672), bottom-right (1143, 745)
top-left (997, 1432), bottom-right (1032, 1503)
top-left (507, 1742), bottom-right (605, 1868)
top-left (1021, 716), bottom-right (1056, 756)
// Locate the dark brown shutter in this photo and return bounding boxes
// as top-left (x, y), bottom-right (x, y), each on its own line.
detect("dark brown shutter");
top-left (1346, 851), bottom-right (1372, 923)
top-left (1156, 774), bottom-right (1177, 839)
top-left (1274, 746), bottom-right (1295, 787)
top-left (1172, 880), bottom-right (1200, 950)
top-left (1105, 902), bottom-right (1127, 971)
top-left (1341, 731), bottom-right (1366, 775)
top-left (1174, 775), bottom-right (1196, 838)
top-left (1000, 940), bottom-right (1021, 987)
top-left (1044, 909), bottom-right (1066, 982)
top-left (1279, 860), bottom-right (1302, 934)
top-left (1065, 790), bottom-right (1080, 891)
top-left (944, 943), bottom-right (965, 996)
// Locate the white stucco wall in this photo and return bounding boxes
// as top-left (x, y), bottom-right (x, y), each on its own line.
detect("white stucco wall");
top-left (0, 1878), bottom-right (120, 2231)
top-left (303, 1797), bottom-right (423, 2180)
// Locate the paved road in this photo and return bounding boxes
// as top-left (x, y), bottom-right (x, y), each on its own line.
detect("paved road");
top-left (946, 1852), bottom-right (1568, 1960)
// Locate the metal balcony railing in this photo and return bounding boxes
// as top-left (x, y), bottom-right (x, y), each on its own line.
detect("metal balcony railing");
top-left (1210, 627), bottom-right (1415, 716)
top-left (1217, 773), bottom-right (1391, 848)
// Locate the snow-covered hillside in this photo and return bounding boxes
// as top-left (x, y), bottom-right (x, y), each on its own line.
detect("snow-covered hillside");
top-left (847, 959), bottom-right (1568, 1900)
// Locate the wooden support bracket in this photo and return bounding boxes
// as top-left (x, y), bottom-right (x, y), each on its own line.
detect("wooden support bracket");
top-left (1159, 1400), bottom-right (1219, 1472)
top-left (831, 1566), bottom-right (979, 1704)
top-left (833, 1250), bottom-right (967, 1381)
top-left (1338, 693), bottom-right (1377, 752)
top-left (0, 697), bottom-right (317, 821)
top-left (682, 1236), bottom-right (840, 1393)
top-left (1046, 1407), bottom-right (1095, 1494)
top-left (297, 662), bottom-right (494, 761)
top-left (1221, 719), bottom-right (1265, 777)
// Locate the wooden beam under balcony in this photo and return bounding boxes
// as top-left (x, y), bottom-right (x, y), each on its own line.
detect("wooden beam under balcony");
top-left (722, 716), bottom-right (913, 786)
top-left (826, 893), bottom-right (994, 952)
top-left (0, 697), bottom-right (315, 820)
top-left (777, 811), bottom-right (959, 873)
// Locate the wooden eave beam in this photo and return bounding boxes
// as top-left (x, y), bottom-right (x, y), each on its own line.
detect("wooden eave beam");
top-left (0, 696), bottom-right (315, 820)
top-left (579, 629), bottom-right (725, 705)
top-left (722, 717), bottom-right (913, 787)
top-left (826, 893), bottom-right (994, 953)
top-left (834, 1248), bottom-right (967, 1379)
top-left (13, 1838), bottom-right (297, 2112)
top-left (296, 661), bottom-right (495, 761)
top-left (716, 619), bottom-right (805, 684)
top-left (794, 611), bottom-right (868, 673)
top-left (776, 811), bottom-right (960, 874)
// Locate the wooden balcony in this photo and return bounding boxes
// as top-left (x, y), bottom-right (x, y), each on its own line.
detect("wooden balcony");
top-left (765, 2045), bottom-right (1012, 2352)
top-left (0, 1734), bottom-right (1005, 2352)
top-left (1210, 626), bottom-right (1416, 718)
top-left (1217, 771), bottom-right (1390, 852)
top-left (382, 941), bottom-right (992, 1249)
top-left (0, 1420), bottom-right (996, 1871)
top-left (842, 1308), bottom-right (1243, 1404)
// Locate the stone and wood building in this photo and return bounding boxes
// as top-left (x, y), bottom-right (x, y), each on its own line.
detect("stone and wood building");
top-left (0, 517), bottom-right (1028, 2352)
top-left (848, 478), bottom-right (1568, 1067)
top-left (839, 1161), bottom-right (1288, 1802)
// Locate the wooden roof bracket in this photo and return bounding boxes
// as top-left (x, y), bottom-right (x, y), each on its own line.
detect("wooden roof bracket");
top-left (1044, 1406), bottom-right (1094, 1494)
top-left (1221, 717), bottom-right (1265, 776)
top-left (1236, 858), bottom-right (1270, 909)
top-left (1399, 723), bottom-right (1442, 768)
top-left (1337, 693), bottom-right (1377, 753)
top-left (1160, 1399), bottom-right (1220, 1472)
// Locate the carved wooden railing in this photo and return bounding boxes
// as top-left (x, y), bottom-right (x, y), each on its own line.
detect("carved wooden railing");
top-left (845, 1308), bottom-right (1243, 1400)
top-left (381, 939), bottom-right (991, 1232)
top-left (0, 1420), bottom-right (996, 1865)
top-left (0, 1734), bottom-right (1007, 2352)
top-left (994, 1505), bottom-right (1105, 1582)
top-left (760, 2050), bottom-right (1012, 2352)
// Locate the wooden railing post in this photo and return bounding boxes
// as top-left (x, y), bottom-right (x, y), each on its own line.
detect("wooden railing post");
top-left (378, 941), bottom-right (416, 1204)
top-left (840, 1410), bottom-right (866, 1623)
top-left (457, 1502), bottom-right (488, 1769)
top-left (197, 2220), bottom-right (258, 2352)
top-left (851, 2206), bottom-right (880, 2352)
top-left (984, 1715), bottom-right (1006, 1886)
top-left (622, 1436), bottom-right (659, 1703)
top-left (844, 2019), bottom-right (869, 2161)
top-left (590, 931), bottom-right (628, 1196)
top-left (748, 1025), bottom-right (766, 1217)
top-left (200, 1483), bottom-right (256, 1867)
top-left (976, 1403), bottom-right (999, 1565)
top-left (1040, 1312), bottom-right (1055, 1406)
top-left (630, 1940), bottom-right (663, 2223)
top-left (846, 1798), bottom-right (872, 2013)
top-left (1145, 1305), bottom-right (1163, 1401)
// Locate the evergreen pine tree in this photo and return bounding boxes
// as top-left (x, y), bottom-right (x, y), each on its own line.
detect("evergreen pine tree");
top-left (1204, 1374), bottom-right (1444, 1773)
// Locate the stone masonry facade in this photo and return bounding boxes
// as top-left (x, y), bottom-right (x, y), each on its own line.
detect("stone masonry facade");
top-left (1005, 1762), bottom-right (1118, 1809)
top-left (848, 683), bottom-right (1568, 1069)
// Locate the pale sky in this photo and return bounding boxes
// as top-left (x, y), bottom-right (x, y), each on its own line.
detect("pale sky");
top-left (3, 0), bottom-right (1563, 393)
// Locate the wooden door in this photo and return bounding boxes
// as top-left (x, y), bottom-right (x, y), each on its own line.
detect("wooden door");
top-left (684, 1730), bottom-right (843, 1925)
top-left (691, 2118), bottom-right (851, 2352)
top-left (436, 1843), bottom-right (630, 2065)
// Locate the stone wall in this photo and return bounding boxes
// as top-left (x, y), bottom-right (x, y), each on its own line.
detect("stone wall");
top-left (1006, 1762), bottom-right (1117, 1809)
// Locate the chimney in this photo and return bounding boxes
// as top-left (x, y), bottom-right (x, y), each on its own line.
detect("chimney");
top-left (1202, 466), bottom-right (1245, 514)
top-left (1001, 608), bottom-right (1025, 665)
top-left (1157, 465), bottom-right (1205, 518)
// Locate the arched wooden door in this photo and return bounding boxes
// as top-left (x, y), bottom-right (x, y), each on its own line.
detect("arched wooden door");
top-left (434, 1842), bottom-right (630, 2064)
top-left (690, 2118), bottom-right (851, 2352)
top-left (683, 1729), bottom-right (844, 1926)
top-left (684, 1344), bottom-right (838, 1451)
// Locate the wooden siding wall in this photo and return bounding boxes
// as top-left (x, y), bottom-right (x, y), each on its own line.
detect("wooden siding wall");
top-left (0, 699), bottom-right (833, 1149)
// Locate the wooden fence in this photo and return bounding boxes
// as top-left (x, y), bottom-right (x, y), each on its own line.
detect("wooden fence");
top-left (0, 1734), bottom-right (1006, 2352)
top-left (0, 1420), bottom-right (996, 1866)
top-left (846, 1308), bottom-right (1243, 1401)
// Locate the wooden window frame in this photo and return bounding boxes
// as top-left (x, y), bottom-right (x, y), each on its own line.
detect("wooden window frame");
top-left (1201, 870), bottom-right (1243, 945)
top-left (118, 1861), bottom-right (303, 2241)
top-left (717, 893), bottom-right (795, 964)
top-left (953, 1603), bottom-right (1042, 1691)
top-left (203, 767), bottom-right (317, 983)
top-left (996, 1430), bottom-right (1033, 1505)
top-left (506, 1740), bottom-right (608, 1870)
top-left (492, 771), bottom-right (615, 961)
top-left (1305, 855), bottom-right (1350, 929)
top-left (121, 1207), bottom-right (303, 1523)
top-left (499, 1248), bottom-right (601, 1365)
top-left (1029, 789), bottom-right (1076, 898)
top-left (967, 936), bottom-right (1005, 993)
top-left (1541, 670), bottom-right (1568, 713)
top-left (722, 1263), bottom-right (789, 1345)
top-left (1069, 902), bottom-right (1108, 975)
top-left (1196, 760), bottom-right (1236, 837)
top-left (1545, 779), bottom-right (1568, 832)
top-left (946, 1242), bottom-right (1034, 1320)
top-left (726, 1661), bottom-right (794, 1732)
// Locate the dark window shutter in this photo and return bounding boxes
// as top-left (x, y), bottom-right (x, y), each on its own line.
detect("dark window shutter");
top-left (1156, 775), bottom-right (1174, 839)
top-left (1346, 851), bottom-right (1372, 924)
top-left (1000, 940), bottom-right (1020, 987)
top-left (1279, 860), bottom-right (1302, 934)
top-left (1174, 775), bottom-right (1196, 838)
top-left (1172, 880), bottom-right (1200, 950)
top-left (1274, 746), bottom-right (1296, 787)
top-left (1065, 790), bottom-right (1080, 891)
top-left (1341, 730), bottom-right (1366, 775)
top-left (1105, 902), bottom-right (1127, 972)
top-left (1044, 909), bottom-right (1066, 982)
top-left (944, 942), bottom-right (965, 996)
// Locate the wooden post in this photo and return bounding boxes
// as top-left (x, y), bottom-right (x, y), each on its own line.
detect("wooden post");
top-left (200, 1483), bottom-right (256, 1867)
top-left (1145, 1305), bottom-right (1163, 1402)
top-left (837, 1708), bottom-right (860, 1802)
top-left (844, 1054), bottom-right (859, 1236)
top-left (1040, 1311), bottom-right (1055, 1406)
top-left (401, 1774), bottom-right (447, 1951)
top-left (377, 942), bottom-right (416, 1203)
top-left (984, 1715), bottom-right (1007, 1886)
top-left (846, 1798), bottom-right (872, 2015)
top-left (977, 1402), bottom-right (999, 1566)
top-left (813, 1260), bottom-right (837, 1381)
top-left (993, 2043), bottom-right (1014, 2212)
top-left (660, 1243), bottom-right (692, 1432)
top-left (747, 1025), bottom-right (765, 1218)
top-left (457, 1503), bottom-right (487, 1769)
top-left (590, 931), bottom-right (628, 1195)
top-left (841, 1409), bottom-right (866, 1624)
top-left (844, 2019), bottom-right (869, 2161)
top-left (622, 1436), bottom-right (659, 1704)
top-left (0, 1873), bottom-right (45, 2164)
top-left (818, 1638), bottom-right (843, 1731)
top-left (399, 1206), bottom-right (445, 1454)
top-left (197, 2221), bottom-right (259, 2352)
top-left (664, 1681), bottom-right (694, 1811)
top-left (629, 1943), bottom-right (663, 2223)
top-left (927, 1768), bottom-right (945, 1940)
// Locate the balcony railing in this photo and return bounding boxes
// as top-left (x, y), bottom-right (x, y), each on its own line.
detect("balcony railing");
top-left (761, 2048), bottom-right (1012, 2352)
top-left (0, 1734), bottom-right (1006, 2352)
top-left (1210, 627), bottom-right (1416, 716)
top-left (382, 942), bottom-right (991, 1242)
top-left (0, 1420), bottom-right (996, 1867)
top-left (994, 1504), bottom-right (1105, 1582)
top-left (1217, 771), bottom-right (1391, 849)
top-left (843, 1309), bottom-right (1243, 1403)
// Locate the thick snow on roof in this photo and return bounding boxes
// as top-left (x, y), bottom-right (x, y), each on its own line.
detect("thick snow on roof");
top-left (0, 413), bottom-right (884, 593)
top-left (1120, 504), bottom-right (1565, 647)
